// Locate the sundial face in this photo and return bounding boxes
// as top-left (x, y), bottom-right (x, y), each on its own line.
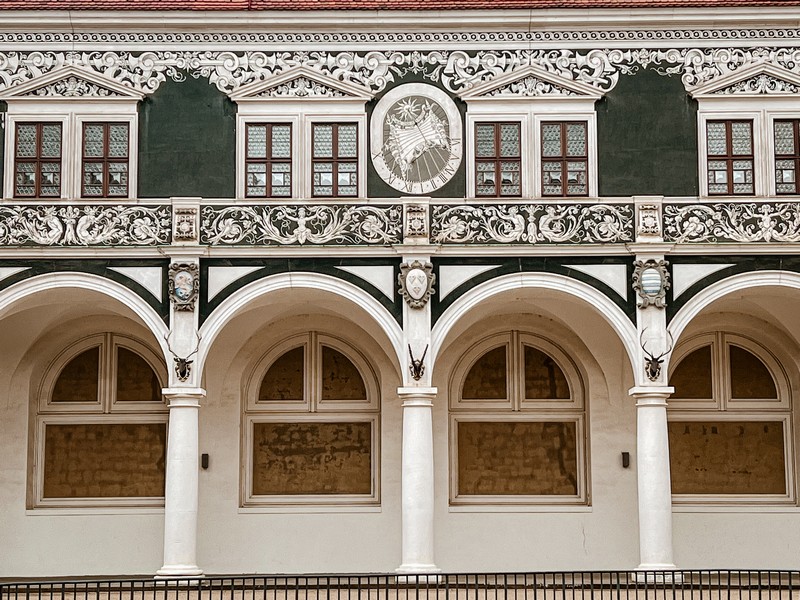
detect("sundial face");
top-left (371, 83), bottom-right (463, 195)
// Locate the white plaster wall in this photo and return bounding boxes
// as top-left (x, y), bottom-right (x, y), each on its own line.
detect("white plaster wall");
top-left (0, 300), bottom-right (165, 578)
top-left (195, 308), bottom-right (403, 574)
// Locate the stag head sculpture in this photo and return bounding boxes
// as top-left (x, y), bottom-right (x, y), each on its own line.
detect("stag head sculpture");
top-left (640, 328), bottom-right (674, 382)
top-left (164, 332), bottom-right (201, 383)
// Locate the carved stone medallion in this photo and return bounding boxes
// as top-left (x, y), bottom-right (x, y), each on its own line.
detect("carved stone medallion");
top-left (632, 259), bottom-right (670, 309)
top-left (398, 261), bottom-right (435, 308)
top-left (168, 262), bottom-right (200, 311)
top-left (371, 83), bottom-right (463, 195)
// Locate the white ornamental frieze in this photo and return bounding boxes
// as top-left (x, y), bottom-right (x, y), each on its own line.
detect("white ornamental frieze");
top-left (664, 202), bottom-right (800, 243)
top-left (431, 203), bottom-right (633, 245)
top-left (0, 205), bottom-right (171, 246)
top-left (201, 204), bottom-right (403, 246)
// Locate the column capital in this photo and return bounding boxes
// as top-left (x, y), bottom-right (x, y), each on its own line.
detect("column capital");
top-left (163, 387), bottom-right (206, 407)
top-left (629, 386), bottom-right (674, 406)
top-left (398, 386), bottom-right (438, 400)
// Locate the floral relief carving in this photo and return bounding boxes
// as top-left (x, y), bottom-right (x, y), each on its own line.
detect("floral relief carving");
top-left (663, 202), bottom-right (800, 243)
top-left (431, 204), bottom-right (634, 245)
top-left (200, 205), bottom-right (403, 246)
top-left (484, 75), bottom-right (578, 97)
top-left (255, 76), bottom-right (347, 97)
top-left (715, 73), bottom-right (800, 94)
top-left (0, 205), bottom-right (170, 246)
top-left (26, 76), bottom-right (123, 97)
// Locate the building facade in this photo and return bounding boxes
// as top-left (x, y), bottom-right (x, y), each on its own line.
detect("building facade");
top-left (1, 0), bottom-right (800, 578)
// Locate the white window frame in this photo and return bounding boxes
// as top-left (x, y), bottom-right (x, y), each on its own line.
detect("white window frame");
top-left (465, 98), bottom-right (598, 199)
top-left (4, 101), bottom-right (138, 200)
top-left (449, 330), bottom-right (587, 506)
top-left (242, 332), bottom-right (380, 507)
top-left (32, 333), bottom-right (168, 509)
top-left (236, 103), bottom-right (367, 201)
top-left (668, 331), bottom-right (795, 505)
top-left (696, 97), bottom-right (800, 198)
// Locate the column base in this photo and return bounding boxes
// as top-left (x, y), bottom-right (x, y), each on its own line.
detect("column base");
top-left (155, 565), bottom-right (204, 578)
top-left (395, 564), bottom-right (443, 584)
top-left (631, 567), bottom-right (682, 584)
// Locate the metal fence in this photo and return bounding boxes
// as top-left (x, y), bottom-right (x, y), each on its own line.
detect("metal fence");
top-left (2, 572), bottom-right (799, 600)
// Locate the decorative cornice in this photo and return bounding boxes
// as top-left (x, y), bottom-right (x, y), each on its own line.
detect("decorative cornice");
top-left (200, 204), bottom-right (403, 246)
top-left (430, 203), bottom-right (634, 245)
top-left (0, 205), bottom-right (171, 246)
top-left (255, 76), bottom-right (347, 98)
top-left (483, 75), bottom-right (578, 97)
top-left (664, 202), bottom-right (800, 243)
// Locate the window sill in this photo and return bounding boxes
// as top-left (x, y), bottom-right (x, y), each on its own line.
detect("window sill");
top-left (448, 504), bottom-right (591, 513)
top-left (238, 505), bottom-right (382, 514)
top-left (26, 507), bottom-right (165, 516)
top-left (672, 504), bottom-right (799, 513)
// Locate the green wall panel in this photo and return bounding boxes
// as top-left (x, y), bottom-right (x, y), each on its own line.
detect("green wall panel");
top-left (138, 76), bottom-right (236, 198)
top-left (597, 69), bottom-right (698, 197)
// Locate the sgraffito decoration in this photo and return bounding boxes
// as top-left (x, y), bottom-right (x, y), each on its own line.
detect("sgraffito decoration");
top-left (200, 204), bottom-right (402, 246)
top-left (663, 202), bottom-right (800, 243)
top-left (0, 205), bottom-right (170, 246)
top-left (398, 261), bottom-right (435, 309)
top-left (431, 203), bottom-right (633, 245)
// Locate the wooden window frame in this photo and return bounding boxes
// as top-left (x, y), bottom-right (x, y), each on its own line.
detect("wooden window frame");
top-left (244, 122), bottom-right (293, 198)
top-left (242, 332), bottom-right (380, 508)
top-left (540, 121), bottom-right (589, 198)
top-left (80, 122), bottom-right (130, 198)
top-left (448, 330), bottom-right (587, 507)
top-left (705, 119), bottom-right (755, 196)
top-left (13, 122), bottom-right (62, 199)
top-left (473, 122), bottom-right (522, 198)
top-left (774, 119), bottom-right (800, 196)
top-left (311, 122), bottom-right (359, 198)
top-left (32, 333), bottom-right (168, 509)
top-left (668, 331), bottom-right (794, 505)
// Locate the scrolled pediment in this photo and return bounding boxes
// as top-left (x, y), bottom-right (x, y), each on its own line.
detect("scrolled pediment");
top-left (690, 61), bottom-right (800, 97)
top-left (230, 65), bottom-right (374, 102)
top-left (459, 65), bottom-right (604, 101)
top-left (0, 65), bottom-right (145, 101)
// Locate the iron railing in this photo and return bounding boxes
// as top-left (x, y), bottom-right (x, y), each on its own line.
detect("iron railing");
top-left (2, 571), bottom-right (799, 600)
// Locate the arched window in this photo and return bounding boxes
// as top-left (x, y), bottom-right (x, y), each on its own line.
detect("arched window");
top-left (449, 331), bottom-right (586, 505)
top-left (668, 332), bottom-right (793, 502)
top-left (33, 333), bottom-right (167, 508)
top-left (243, 332), bottom-right (379, 506)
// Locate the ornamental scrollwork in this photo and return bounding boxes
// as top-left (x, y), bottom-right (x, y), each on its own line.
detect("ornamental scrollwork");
top-left (663, 202), bottom-right (800, 243)
top-left (431, 204), bottom-right (633, 245)
top-left (484, 75), bottom-right (578, 97)
top-left (26, 76), bottom-right (123, 97)
top-left (200, 204), bottom-right (403, 246)
top-left (0, 205), bottom-right (171, 246)
top-left (256, 76), bottom-right (347, 98)
top-left (716, 74), bottom-right (800, 95)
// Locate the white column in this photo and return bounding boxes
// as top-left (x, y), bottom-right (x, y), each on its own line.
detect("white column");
top-left (157, 387), bottom-right (205, 577)
top-left (397, 387), bottom-right (439, 574)
top-left (630, 386), bottom-right (676, 571)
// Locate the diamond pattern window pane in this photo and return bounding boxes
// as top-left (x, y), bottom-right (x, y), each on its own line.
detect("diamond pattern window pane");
top-left (41, 124), bottom-right (62, 159)
top-left (774, 121), bottom-right (796, 155)
top-left (314, 162), bottom-right (333, 195)
top-left (83, 162), bottom-right (104, 196)
top-left (731, 121), bottom-right (753, 155)
top-left (476, 162), bottom-right (496, 196)
top-left (39, 163), bottom-right (60, 197)
top-left (247, 125), bottom-right (267, 159)
top-left (313, 125), bottom-right (333, 158)
top-left (271, 125), bottom-right (291, 159)
top-left (271, 162), bottom-right (291, 197)
top-left (500, 161), bottom-right (520, 196)
top-left (108, 124), bottom-right (128, 158)
top-left (566, 123), bottom-right (587, 157)
top-left (542, 161), bottom-right (563, 195)
top-left (16, 125), bottom-right (37, 158)
top-left (247, 163), bottom-right (267, 196)
top-left (542, 124), bottom-right (562, 157)
top-left (15, 162), bottom-right (35, 196)
top-left (476, 124), bottom-right (496, 158)
top-left (707, 122), bottom-right (727, 156)
top-left (338, 125), bottom-right (357, 158)
top-left (499, 124), bottom-right (520, 158)
top-left (83, 124), bottom-right (105, 158)
top-left (108, 163), bottom-right (128, 196)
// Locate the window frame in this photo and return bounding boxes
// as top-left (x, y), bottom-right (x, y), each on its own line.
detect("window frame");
top-left (4, 105), bottom-right (138, 200)
top-left (448, 331), bottom-right (587, 506)
top-left (773, 118), bottom-right (800, 195)
top-left (473, 121), bottom-right (523, 198)
top-left (80, 121), bottom-right (131, 199)
top-left (310, 121), bottom-right (359, 198)
top-left (464, 100), bottom-right (598, 199)
top-left (243, 121), bottom-right (294, 199)
top-left (32, 333), bottom-right (168, 509)
top-left (668, 331), bottom-right (794, 505)
top-left (242, 332), bottom-right (380, 507)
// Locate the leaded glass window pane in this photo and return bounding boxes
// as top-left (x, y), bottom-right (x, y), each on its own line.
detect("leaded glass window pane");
top-left (774, 120), bottom-right (800, 195)
top-left (476, 124), bottom-right (496, 158)
top-left (338, 125), bottom-right (357, 158)
top-left (313, 124), bottom-right (333, 158)
top-left (566, 123), bottom-right (587, 156)
top-left (542, 124), bottom-right (561, 157)
top-left (476, 162), bottom-right (496, 196)
top-left (311, 123), bottom-right (359, 197)
top-left (108, 124), bottom-right (129, 158)
top-left (15, 123), bottom-right (63, 198)
top-left (81, 123), bottom-right (129, 198)
top-left (16, 125), bottom-right (37, 158)
top-left (731, 121), bottom-right (752, 154)
top-left (247, 124), bottom-right (267, 159)
top-left (271, 125), bottom-right (291, 159)
top-left (499, 124), bottom-right (520, 158)
top-left (706, 120), bottom-right (754, 195)
top-left (775, 121), bottom-right (796, 155)
top-left (83, 124), bottom-right (105, 158)
top-left (541, 122), bottom-right (588, 197)
top-left (706, 122), bottom-right (727, 156)
top-left (41, 125), bottom-right (61, 158)
top-left (245, 123), bottom-right (293, 198)
top-left (474, 122), bottom-right (521, 197)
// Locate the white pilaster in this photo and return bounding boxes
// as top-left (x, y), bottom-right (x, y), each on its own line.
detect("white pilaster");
top-left (157, 388), bottom-right (205, 577)
top-left (397, 386), bottom-right (440, 574)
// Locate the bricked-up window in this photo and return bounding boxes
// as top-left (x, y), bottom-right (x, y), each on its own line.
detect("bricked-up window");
top-left (450, 331), bottom-right (586, 505)
top-left (774, 120), bottom-right (800, 195)
top-left (34, 334), bottom-right (167, 508)
top-left (541, 121), bottom-right (588, 196)
top-left (245, 332), bottom-right (379, 505)
top-left (14, 122), bottom-right (62, 198)
top-left (312, 123), bottom-right (358, 197)
top-left (668, 332), bottom-right (793, 502)
top-left (706, 120), bottom-right (754, 195)
top-left (245, 123), bottom-right (292, 197)
top-left (475, 122), bottom-right (521, 197)
top-left (81, 123), bottom-right (129, 197)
